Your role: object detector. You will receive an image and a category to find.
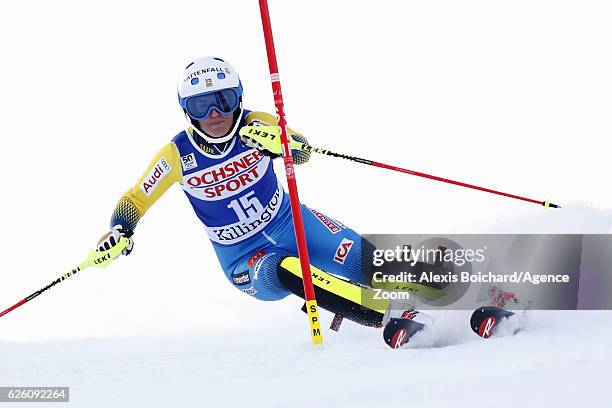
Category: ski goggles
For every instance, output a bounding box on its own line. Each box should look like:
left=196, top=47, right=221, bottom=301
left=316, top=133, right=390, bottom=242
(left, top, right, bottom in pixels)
left=181, top=86, right=243, bottom=120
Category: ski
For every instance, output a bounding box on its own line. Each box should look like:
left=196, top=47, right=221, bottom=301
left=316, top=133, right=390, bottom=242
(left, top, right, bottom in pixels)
left=383, top=318, right=426, bottom=349
left=470, top=306, right=515, bottom=339
left=382, top=309, right=430, bottom=349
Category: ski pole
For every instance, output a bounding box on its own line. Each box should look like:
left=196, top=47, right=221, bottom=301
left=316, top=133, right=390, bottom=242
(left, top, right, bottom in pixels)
left=303, top=145, right=560, bottom=208
left=259, top=0, right=323, bottom=345
left=0, top=237, right=129, bottom=319
left=239, top=125, right=559, bottom=209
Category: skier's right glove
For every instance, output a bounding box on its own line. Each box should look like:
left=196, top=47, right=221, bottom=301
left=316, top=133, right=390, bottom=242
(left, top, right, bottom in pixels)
left=97, top=225, right=134, bottom=257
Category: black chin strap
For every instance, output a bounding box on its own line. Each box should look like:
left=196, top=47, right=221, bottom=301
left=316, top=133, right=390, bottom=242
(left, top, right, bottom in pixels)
left=191, top=131, right=233, bottom=155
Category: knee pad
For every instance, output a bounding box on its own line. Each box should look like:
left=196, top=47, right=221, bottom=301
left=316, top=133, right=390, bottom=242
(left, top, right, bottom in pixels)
left=230, top=250, right=291, bottom=301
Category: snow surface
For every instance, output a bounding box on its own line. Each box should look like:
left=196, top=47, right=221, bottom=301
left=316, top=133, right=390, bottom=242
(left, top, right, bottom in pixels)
left=1, top=310, right=610, bottom=407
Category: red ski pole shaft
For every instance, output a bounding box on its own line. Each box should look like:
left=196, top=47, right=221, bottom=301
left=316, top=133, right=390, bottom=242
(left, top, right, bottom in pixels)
left=371, top=160, right=550, bottom=206
left=258, top=0, right=323, bottom=344
left=304, top=145, right=559, bottom=208
left=0, top=298, right=30, bottom=319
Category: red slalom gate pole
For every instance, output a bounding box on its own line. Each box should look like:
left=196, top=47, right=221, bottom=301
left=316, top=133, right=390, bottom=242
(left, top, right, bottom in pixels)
left=258, top=0, right=323, bottom=345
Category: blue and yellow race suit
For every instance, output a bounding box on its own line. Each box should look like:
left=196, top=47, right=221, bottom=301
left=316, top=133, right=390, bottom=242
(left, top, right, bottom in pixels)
left=109, top=110, right=365, bottom=300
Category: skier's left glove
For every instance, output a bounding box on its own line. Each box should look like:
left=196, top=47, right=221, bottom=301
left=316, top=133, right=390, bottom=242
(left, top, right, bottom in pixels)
left=97, top=225, right=134, bottom=258
left=239, top=126, right=311, bottom=165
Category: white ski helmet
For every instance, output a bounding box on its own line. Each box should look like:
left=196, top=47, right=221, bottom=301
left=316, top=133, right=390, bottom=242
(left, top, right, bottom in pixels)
left=178, top=56, right=244, bottom=144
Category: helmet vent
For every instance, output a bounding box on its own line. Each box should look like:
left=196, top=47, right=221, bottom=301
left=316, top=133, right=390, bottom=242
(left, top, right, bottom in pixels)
left=185, top=62, right=195, bottom=69
left=213, top=57, right=224, bottom=62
